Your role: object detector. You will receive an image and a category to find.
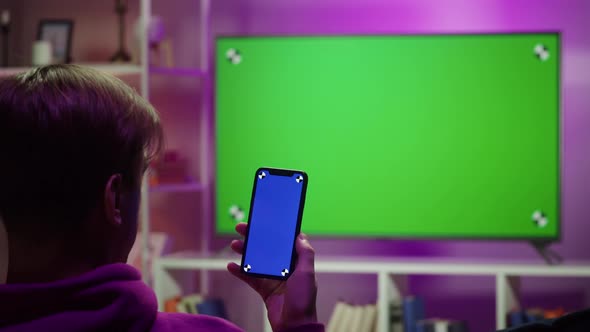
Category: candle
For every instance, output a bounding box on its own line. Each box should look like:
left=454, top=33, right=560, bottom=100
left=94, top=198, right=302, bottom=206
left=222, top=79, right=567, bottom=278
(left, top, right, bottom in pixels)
left=0, top=10, right=9, bottom=26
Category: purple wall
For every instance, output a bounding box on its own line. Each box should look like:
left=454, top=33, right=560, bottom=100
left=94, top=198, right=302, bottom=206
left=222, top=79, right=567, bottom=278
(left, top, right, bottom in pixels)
left=208, top=1, right=590, bottom=331
left=222, top=0, right=590, bottom=261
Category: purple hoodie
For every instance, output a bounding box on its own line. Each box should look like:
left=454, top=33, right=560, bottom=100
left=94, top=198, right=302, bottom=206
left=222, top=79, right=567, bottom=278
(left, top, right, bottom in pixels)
left=0, top=263, right=324, bottom=332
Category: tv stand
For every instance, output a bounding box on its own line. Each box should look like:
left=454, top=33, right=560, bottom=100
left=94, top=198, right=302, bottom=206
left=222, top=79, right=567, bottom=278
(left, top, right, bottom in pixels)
left=154, top=254, right=590, bottom=331
left=531, top=241, right=563, bottom=265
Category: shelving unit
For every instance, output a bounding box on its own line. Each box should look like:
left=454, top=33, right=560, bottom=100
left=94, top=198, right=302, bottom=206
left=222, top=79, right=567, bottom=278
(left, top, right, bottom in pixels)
left=153, top=254, right=590, bottom=332
left=0, top=0, right=153, bottom=283
left=0, top=0, right=213, bottom=285
left=139, top=0, right=213, bottom=287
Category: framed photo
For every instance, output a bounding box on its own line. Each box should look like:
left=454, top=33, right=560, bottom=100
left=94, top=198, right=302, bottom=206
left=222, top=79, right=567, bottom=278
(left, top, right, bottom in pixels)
left=37, top=19, right=73, bottom=64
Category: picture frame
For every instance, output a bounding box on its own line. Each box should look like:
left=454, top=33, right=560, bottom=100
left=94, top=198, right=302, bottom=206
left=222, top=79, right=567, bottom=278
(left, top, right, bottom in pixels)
left=37, top=19, right=73, bottom=64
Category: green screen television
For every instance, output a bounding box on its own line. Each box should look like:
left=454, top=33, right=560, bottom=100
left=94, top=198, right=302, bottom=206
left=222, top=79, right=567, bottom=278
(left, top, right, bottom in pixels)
left=215, top=33, right=560, bottom=240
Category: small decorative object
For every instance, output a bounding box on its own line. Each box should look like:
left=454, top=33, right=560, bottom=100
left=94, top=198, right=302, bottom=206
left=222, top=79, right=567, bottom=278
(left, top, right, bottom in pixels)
left=146, top=16, right=174, bottom=67
left=149, top=150, right=190, bottom=185
left=110, top=0, right=131, bottom=62
left=37, top=19, right=73, bottom=64
left=31, top=40, right=53, bottom=66
left=134, top=15, right=174, bottom=67
left=1, top=10, right=10, bottom=67
left=147, top=16, right=165, bottom=47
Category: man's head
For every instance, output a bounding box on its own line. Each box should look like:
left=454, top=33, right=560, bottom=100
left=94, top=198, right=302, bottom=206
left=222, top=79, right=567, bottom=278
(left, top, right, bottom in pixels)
left=0, top=65, right=163, bottom=281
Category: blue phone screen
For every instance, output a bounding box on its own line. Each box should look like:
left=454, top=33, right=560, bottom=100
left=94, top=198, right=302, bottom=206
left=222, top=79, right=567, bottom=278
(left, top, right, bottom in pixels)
left=242, top=170, right=306, bottom=278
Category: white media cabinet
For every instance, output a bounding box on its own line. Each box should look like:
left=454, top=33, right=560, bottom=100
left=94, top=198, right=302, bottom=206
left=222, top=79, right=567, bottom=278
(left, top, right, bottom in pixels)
left=153, top=253, right=590, bottom=332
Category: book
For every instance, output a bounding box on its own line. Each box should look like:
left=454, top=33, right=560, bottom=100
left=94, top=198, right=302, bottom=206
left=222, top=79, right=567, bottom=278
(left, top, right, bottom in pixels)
left=179, top=294, right=203, bottom=314
left=390, top=300, right=404, bottom=332
left=354, top=304, right=377, bottom=332
left=164, top=296, right=181, bottom=313
left=525, top=308, right=545, bottom=323
left=509, top=310, right=526, bottom=327
left=196, top=299, right=227, bottom=319
left=447, top=320, right=468, bottom=332
left=338, top=303, right=355, bottom=332
left=416, top=319, right=447, bottom=332
left=360, top=304, right=378, bottom=332
left=403, top=297, right=425, bottom=332
left=416, top=319, right=467, bottom=332
left=176, top=300, right=188, bottom=313
left=348, top=304, right=364, bottom=332
left=327, top=301, right=347, bottom=332
left=416, top=320, right=434, bottom=332
left=433, top=320, right=448, bottom=332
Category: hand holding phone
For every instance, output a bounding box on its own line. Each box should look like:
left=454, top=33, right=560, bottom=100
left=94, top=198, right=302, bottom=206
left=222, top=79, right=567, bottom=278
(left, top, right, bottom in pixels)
left=226, top=167, right=319, bottom=331
left=240, top=168, right=308, bottom=280
left=227, top=224, right=318, bottom=332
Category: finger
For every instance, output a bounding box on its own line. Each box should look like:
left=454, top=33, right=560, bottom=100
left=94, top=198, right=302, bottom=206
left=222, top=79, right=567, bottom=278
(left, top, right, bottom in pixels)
left=230, top=239, right=244, bottom=254
left=235, top=222, right=248, bottom=237
left=295, top=233, right=315, bottom=273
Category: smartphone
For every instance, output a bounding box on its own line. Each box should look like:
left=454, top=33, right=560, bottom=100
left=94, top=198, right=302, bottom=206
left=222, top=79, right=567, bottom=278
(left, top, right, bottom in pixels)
left=241, top=167, right=308, bottom=280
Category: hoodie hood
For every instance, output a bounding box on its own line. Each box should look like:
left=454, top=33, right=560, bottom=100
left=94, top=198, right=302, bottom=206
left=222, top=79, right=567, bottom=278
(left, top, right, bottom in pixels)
left=0, top=263, right=157, bottom=332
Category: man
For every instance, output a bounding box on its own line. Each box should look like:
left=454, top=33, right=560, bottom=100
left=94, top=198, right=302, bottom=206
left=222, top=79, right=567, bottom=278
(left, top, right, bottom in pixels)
left=0, top=65, right=323, bottom=332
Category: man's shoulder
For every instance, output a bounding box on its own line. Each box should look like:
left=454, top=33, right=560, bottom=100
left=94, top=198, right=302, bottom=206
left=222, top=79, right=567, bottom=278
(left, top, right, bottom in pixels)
left=500, top=308, right=590, bottom=332
left=552, top=308, right=590, bottom=332
left=151, top=312, right=243, bottom=332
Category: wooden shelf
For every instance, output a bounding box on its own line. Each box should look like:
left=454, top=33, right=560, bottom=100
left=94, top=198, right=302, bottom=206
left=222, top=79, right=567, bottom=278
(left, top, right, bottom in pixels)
left=155, top=253, right=590, bottom=276
left=0, top=63, right=142, bottom=77
left=153, top=254, right=590, bottom=332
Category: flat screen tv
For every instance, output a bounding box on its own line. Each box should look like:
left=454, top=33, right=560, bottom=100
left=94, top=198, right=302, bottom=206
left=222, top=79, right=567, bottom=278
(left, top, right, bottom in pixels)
left=215, top=33, right=560, bottom=240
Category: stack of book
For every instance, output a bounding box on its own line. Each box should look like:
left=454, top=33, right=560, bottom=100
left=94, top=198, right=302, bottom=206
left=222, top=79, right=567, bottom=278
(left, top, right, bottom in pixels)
left=326, top=302, right=378, bottom=332
left=164, top=294, right=227, bottom=318
left=508, top=308, right=566, bottom=327
left=327, top=296, right=469, bottom=332
left=401, top=296, right=424, bottom=332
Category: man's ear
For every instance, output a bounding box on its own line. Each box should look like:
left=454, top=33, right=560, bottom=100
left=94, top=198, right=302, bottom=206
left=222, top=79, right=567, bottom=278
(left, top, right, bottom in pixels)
left=104, top=174, right=123, bottom=226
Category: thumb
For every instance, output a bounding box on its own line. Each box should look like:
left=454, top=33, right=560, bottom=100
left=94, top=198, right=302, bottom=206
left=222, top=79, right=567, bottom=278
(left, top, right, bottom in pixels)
left=295, top=233, right=315, bottom=273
